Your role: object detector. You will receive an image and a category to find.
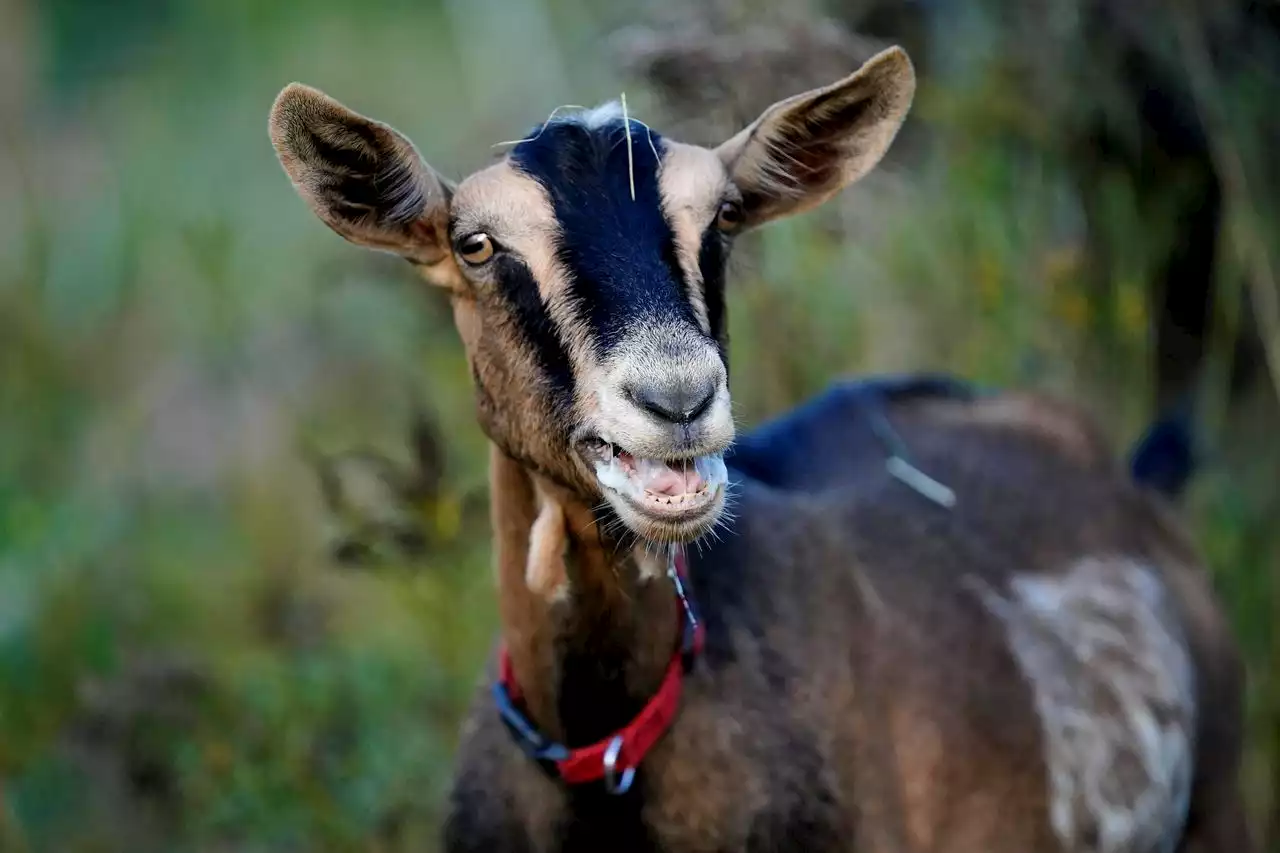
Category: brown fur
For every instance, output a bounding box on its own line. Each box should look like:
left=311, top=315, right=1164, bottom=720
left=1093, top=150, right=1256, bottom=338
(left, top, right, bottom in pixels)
left=267, top=46, right=1250, bottom=852
left=440, top=394, right=1249, bottom=852
left=919, top=392, right=1115, bottom=470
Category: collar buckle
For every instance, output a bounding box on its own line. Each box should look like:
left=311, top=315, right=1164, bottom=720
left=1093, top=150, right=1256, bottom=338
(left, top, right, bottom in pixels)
left=602, top=734, right=637, bottom=794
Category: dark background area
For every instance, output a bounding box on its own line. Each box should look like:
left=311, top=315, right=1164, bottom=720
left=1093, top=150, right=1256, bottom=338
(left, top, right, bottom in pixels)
left=1, top=0, right=1277, bottom=849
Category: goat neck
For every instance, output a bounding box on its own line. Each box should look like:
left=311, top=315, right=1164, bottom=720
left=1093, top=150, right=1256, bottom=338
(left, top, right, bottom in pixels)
left=489, top=444, right=680, bottom=746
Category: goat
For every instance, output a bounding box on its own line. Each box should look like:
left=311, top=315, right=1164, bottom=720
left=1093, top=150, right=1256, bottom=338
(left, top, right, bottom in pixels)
left=268, top=47, right=1251, bottom=853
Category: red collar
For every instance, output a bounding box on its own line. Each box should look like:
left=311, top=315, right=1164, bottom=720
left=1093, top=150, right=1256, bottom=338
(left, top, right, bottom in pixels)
left=492, top=549, right=705, bottom=794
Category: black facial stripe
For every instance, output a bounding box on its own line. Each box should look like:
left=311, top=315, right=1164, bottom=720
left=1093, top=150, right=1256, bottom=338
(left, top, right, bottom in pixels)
left=491, top=254, right=576, bottom=416
left=698, top=229, right=729, bottom=355
left=666, top=233, right=704, bottom=332
left=511, top=116, right=702, bottom=355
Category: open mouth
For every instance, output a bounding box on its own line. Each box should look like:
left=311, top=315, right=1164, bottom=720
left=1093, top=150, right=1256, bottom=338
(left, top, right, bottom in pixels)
left=580, top=438, right=728, bottom=523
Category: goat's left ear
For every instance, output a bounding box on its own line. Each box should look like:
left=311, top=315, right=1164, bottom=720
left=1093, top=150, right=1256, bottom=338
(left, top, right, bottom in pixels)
left=715, top=46, right=915, bottom=227
left=269, top=84, right=454, bottom=267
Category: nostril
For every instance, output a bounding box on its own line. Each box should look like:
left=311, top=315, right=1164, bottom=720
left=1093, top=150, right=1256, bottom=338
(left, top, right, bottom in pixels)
left=629, top=379, right=718, bottom=425
left=684, top=383, right=717, bottom=423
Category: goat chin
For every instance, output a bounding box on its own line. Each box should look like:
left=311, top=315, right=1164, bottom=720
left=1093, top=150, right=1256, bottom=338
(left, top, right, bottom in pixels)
left=597, top=482, right=728, bottom=547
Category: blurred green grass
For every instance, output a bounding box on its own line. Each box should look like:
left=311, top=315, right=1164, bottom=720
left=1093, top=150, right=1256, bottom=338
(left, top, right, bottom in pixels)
left=1, top=0, right=1277, bottom=850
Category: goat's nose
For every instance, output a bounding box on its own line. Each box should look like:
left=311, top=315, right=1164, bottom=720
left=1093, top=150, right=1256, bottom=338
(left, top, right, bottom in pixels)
left=629, top=377, right=718, bottom=425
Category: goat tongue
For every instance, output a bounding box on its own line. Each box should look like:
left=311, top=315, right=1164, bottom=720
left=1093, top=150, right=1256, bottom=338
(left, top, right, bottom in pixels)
left=635, top=457, right=704, bottom=496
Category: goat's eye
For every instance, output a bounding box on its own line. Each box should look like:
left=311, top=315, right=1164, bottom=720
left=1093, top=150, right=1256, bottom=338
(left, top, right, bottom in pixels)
left=458, top=233, right=495, bottom=265
left=716, top=200, right=744, bottom=231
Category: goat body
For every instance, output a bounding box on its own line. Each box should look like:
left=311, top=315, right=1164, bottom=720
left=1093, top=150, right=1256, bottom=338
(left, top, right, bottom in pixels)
left=441, top=381, right=1249, bottom=853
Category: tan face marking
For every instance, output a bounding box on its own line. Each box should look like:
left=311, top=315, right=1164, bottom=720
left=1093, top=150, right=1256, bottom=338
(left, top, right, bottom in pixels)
left=658, top=142, right=732, bottom=335
left=450, top=161, right=593, bottom=371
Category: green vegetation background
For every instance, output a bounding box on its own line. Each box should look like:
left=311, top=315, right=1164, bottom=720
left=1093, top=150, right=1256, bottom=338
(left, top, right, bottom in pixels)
left=1, top=0, right=1276, bottom=850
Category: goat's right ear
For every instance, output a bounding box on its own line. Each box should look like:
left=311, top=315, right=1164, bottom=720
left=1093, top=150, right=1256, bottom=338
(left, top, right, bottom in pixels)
left=269, top=84, right=454, bottom=267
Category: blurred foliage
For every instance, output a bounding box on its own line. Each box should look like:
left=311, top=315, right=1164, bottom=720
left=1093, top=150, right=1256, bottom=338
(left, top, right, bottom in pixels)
left=0, top=0, right=1277, bottom=850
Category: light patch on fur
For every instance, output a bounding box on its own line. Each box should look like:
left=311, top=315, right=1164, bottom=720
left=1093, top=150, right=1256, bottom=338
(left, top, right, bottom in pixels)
left=969, top=558, right=1195, bottom=853
left=633, top=547, right=667, bottom=582
left=580, top=100, right=624, bottom=129
left=526, top=491, right=568, bottom=600
left=489, top=100, right=629, bottom=137
left=889, top=700, right=943, bottom=850
left=659, top=141, right=728, bottom=334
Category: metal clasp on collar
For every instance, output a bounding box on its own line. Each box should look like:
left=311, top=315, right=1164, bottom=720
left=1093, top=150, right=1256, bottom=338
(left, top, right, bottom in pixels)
left=603, top=735, right=636, bottom=795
